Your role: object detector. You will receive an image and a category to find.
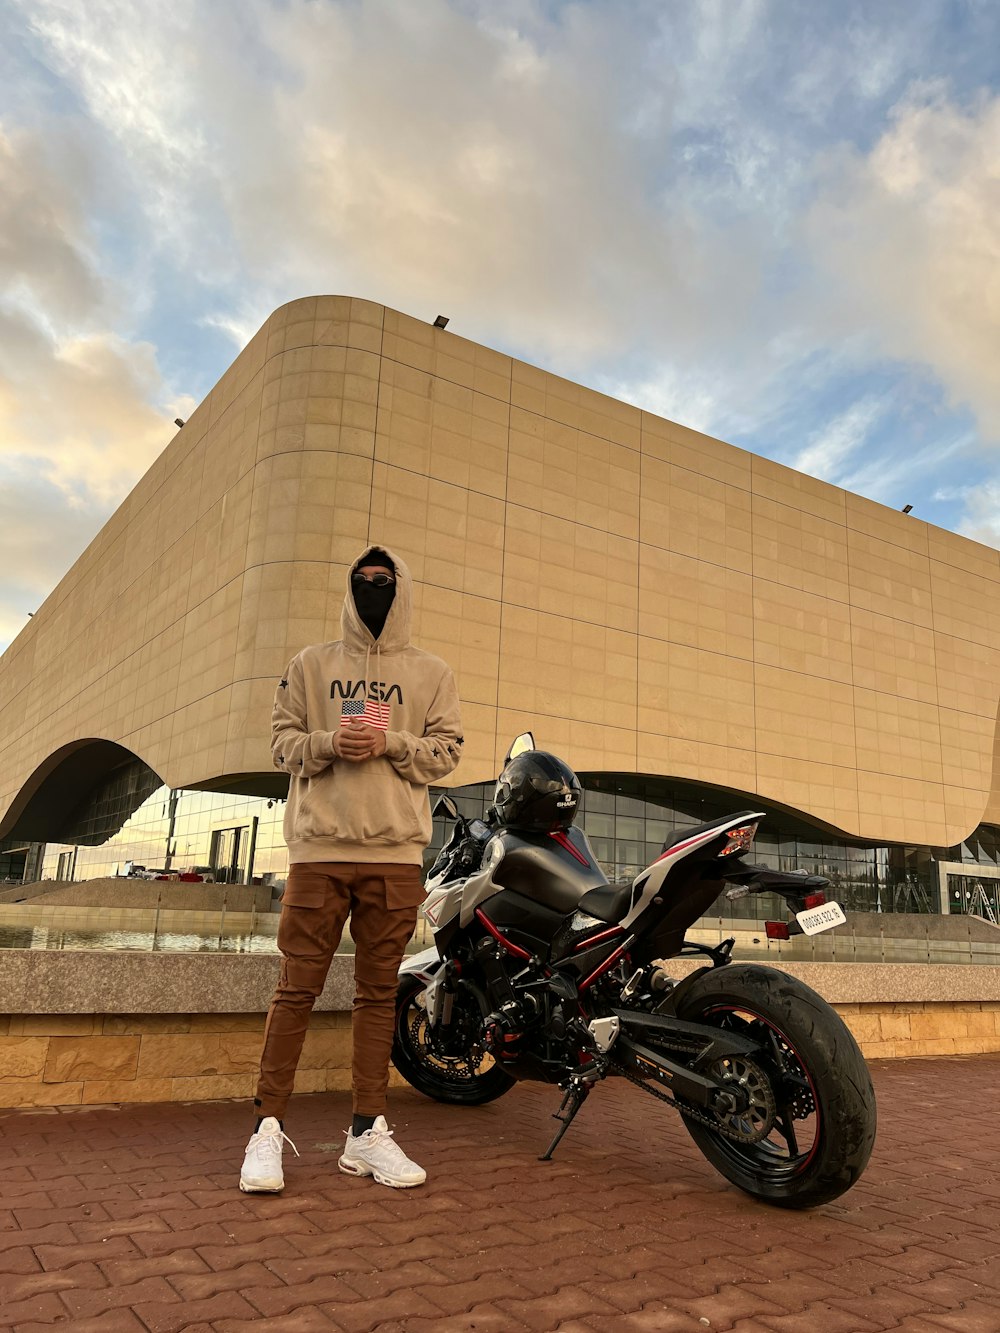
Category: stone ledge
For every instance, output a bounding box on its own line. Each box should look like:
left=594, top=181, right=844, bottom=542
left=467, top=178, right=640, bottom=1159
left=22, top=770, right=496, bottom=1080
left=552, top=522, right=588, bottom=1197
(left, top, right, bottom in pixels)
left=0, top=948, right=355, bottom=1014
left=1, top=949, right=999, bottom=1017
left=2, top=878, right=274, bottom=912
left=669, top=959, right=1000, bottom=1003
left=0, top=1002, right=998, bottom=1109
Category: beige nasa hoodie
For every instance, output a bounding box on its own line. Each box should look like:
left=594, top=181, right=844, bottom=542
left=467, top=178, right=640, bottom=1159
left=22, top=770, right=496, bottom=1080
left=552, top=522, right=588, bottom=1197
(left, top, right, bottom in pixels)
left=271, top=546, right=463, bottom=866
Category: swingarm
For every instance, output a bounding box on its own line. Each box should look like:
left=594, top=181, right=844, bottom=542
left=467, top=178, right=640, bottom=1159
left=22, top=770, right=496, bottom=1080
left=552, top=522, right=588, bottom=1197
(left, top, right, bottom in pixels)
left=611, top=1008, right=763, bottom=1110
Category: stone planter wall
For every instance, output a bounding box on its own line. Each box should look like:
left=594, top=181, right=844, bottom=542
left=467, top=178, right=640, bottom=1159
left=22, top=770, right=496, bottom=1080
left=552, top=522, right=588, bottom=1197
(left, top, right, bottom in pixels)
left=0, top=1011, right=361, bottom=1108
left=1, top=951, right=999, bottom=1109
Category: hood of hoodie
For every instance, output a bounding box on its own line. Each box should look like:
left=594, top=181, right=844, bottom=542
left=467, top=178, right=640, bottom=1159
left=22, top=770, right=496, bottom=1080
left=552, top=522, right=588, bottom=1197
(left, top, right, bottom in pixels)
left=341, top=545, right=413, bottom=653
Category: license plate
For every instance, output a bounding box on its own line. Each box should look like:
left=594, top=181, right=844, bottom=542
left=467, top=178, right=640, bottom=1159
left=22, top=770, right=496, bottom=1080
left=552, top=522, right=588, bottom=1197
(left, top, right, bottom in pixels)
left=795, top=901, right=847, bottom=935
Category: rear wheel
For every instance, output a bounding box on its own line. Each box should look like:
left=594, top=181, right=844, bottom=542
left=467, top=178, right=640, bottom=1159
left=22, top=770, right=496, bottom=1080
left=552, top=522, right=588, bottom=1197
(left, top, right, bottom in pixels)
left=391, top=976, right=516, bottom=1105
left=675, top=964, right=876, bottom=1208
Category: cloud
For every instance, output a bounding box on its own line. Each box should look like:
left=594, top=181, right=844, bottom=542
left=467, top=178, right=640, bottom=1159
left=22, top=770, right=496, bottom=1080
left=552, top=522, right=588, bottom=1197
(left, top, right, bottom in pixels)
left=0, top=312, right=192, bottom=503
left=19, top=0, right=976, bottom=410
left=18, top=0, right=214, bottom=243
left=0, top=462, right=109, bottom=647
left=0, top=123, right=103, bottom=323
left=805, top=86, right=1000, bottom=443
left=223, top=1, right=701, bottom=362
left=840, top=427, right=970, bottom=510
left=3, top=0, right=999, bottom=666
left=791, top=397, right=885, bottom=483
left=15, top=0, right=778, bottom=373
left=604, top=363, right=728, bottom=440
left=0, top=117, right=187, bottom=649
left=959, top=482, right=1000, bottom=548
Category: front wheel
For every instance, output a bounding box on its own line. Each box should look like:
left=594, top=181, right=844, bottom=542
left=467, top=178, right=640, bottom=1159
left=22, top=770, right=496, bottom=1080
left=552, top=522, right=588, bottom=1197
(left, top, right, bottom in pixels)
left=391, top=976, right=516, bottom=1105
left=675, top=964, right=876, bottom=1208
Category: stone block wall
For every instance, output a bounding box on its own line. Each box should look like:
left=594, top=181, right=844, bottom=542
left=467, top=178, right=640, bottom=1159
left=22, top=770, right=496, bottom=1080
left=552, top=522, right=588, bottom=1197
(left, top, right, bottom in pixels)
left=2, top=954, right=998, bottom=1110
left=2, top=879, right=274, bottom=912
left=1, top=1001, right=999, bottom=1109
left=0, top=1011, right=386, bottom=1108
left=5, top=297, right=1000, bottom=854
left=835, top=1001, right=1000, bottom=1059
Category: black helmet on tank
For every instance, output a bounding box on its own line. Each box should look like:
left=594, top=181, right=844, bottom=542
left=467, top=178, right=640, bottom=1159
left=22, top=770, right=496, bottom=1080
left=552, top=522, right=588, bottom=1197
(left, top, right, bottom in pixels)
left=494, top=751, right=582, bottom=832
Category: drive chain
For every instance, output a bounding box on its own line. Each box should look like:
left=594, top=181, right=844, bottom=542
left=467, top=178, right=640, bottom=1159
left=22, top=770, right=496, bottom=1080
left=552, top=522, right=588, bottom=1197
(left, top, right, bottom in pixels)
left=610, top=1058, right=769, bottom=1144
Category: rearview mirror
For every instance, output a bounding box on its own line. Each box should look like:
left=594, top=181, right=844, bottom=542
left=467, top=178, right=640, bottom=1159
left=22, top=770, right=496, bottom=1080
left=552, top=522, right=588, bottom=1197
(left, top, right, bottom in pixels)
left=434, top=795, right=459, bottom=820
left=505, top=732, right=536, bottom=762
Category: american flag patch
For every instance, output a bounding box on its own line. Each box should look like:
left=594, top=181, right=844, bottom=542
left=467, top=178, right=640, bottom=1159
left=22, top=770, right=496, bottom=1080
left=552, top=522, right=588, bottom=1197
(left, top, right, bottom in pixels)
left=341, top=698, right=390, bottom=730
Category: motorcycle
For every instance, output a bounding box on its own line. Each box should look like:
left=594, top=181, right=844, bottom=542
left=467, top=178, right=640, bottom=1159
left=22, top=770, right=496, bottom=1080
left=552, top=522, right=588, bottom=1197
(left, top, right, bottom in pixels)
left=392, top=735, right=876, bottom=1208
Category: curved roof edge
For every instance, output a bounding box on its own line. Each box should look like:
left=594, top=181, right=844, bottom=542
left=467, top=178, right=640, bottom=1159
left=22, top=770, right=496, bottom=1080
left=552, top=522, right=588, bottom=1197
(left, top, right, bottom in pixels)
left=0, top=739, right=162, bottom=843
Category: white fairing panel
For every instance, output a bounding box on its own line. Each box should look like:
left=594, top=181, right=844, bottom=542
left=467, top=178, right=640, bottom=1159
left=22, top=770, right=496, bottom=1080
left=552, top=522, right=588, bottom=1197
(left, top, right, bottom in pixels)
left=457, top=861, right=505, bottom=927
left=422, top=880, right=467, bottom=930
left=398, top=946, right=441, bottom=981
left=418, top=839, right=507, bottom=935
left=619, top=812, right=766, bottom=929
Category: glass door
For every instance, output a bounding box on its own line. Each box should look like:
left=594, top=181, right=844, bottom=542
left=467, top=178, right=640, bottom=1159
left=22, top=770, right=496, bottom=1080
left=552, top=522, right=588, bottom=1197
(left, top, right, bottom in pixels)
left=210, top=826, right=249, bottom=884
left=948, top=875, right=999, bottom=924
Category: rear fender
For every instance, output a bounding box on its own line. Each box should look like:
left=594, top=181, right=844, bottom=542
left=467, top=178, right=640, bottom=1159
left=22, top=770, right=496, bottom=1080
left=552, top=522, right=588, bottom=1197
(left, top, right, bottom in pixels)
left=653, top=963, right=714, bottom=1015
left=719, top=863, right=830, bottom=913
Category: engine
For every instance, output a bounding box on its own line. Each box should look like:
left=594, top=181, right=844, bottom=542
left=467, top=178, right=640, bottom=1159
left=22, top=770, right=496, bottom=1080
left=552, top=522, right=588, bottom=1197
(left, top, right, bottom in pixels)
left=472, top=938, right=599, bottom=1082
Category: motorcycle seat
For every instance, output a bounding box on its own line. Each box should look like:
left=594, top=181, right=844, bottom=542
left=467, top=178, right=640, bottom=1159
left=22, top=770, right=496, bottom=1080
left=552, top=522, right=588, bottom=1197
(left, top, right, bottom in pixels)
left=577, top=883, right=632, bottom=924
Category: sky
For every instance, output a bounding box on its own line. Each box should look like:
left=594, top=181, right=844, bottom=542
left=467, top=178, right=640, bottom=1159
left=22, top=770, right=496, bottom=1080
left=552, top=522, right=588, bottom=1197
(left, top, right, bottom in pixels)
left=1, top=0, right=998, bottom=653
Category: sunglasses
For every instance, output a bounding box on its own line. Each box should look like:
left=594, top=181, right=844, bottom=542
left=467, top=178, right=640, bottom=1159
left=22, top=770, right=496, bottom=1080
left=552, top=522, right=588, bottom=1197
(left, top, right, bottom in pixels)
left=352, top=572, right=395, bottom=587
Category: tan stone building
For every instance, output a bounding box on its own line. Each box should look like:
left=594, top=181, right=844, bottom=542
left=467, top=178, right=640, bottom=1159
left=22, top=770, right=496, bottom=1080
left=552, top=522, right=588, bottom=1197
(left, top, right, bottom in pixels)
left=2, top=296, right=1000, bottom=915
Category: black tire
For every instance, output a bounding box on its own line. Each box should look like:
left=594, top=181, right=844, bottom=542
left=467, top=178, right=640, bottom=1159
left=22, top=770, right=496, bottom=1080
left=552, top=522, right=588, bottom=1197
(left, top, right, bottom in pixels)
left=674, top=963, right=876, bottom=1208
left=391, top=976, right=516, bottom=1106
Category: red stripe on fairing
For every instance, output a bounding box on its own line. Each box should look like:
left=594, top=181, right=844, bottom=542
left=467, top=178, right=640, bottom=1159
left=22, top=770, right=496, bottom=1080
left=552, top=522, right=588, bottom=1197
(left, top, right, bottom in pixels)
left=475, top=909, right=532, bottom=961
left=579, top=941, right=631, bottom=991
left=655, top=828, right=718, bottom=863
left=652, top=816, right=764, bottom=868
left=549, top=830, right=590, bottom=866
left=573, top=926, right=624, bottom=952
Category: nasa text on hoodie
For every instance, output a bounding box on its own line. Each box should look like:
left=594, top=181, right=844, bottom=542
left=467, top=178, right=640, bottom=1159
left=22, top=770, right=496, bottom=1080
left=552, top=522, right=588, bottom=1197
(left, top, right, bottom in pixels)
left=271, top=546, right=463, bottom=866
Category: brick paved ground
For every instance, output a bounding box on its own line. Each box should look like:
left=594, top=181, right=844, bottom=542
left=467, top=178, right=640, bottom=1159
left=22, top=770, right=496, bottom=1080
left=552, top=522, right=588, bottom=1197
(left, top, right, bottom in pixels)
left=1, top=1054, right=999, bottom=1332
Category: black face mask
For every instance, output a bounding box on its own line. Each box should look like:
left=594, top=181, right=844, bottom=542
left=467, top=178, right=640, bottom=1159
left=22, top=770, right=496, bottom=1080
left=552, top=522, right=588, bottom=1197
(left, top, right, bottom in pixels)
left=353, top=579, right=395, bottom=640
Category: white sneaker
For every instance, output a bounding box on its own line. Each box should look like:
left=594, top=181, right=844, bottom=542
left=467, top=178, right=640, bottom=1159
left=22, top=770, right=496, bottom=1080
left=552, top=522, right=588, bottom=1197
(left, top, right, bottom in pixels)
left=239, top=1117, right=299, bottom=1193
left=338, top=1115, right=426, bottom=1188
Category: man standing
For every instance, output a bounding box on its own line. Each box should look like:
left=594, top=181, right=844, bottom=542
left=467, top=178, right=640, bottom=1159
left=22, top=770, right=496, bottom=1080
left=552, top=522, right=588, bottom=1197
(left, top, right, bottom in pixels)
left=240, top=546, right=463, bottom=1193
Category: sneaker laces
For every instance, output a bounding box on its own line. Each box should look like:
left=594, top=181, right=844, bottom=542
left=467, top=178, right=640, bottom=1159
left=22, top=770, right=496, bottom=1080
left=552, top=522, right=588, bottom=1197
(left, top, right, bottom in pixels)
left=348, top=1123, right=406, bottom=1163
left=251, top=1126, right=300, bottom=1163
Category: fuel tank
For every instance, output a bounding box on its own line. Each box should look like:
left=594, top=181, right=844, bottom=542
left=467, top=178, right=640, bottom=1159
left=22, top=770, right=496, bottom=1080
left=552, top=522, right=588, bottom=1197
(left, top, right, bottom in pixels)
left=489, top=826, right=609, bottom=914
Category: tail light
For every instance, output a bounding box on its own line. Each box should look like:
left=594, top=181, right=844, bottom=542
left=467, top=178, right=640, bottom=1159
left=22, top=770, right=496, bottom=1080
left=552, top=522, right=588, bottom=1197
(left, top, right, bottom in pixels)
left=718, top=823, right=758, bottom=857
left=803, top=891, right=826, bottom=909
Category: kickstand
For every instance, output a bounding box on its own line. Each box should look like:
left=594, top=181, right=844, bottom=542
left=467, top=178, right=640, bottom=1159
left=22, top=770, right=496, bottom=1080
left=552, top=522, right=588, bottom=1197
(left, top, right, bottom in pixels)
left=539, top=1078, right=591, bottom=1161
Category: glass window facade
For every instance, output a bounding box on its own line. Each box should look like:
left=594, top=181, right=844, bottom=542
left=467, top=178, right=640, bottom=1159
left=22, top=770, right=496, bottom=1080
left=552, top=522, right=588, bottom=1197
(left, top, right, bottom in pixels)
left=61, top=761, right=163, bottom=846
left=0, top=835, right=30, bottom=884
left=38, top=760, right=291, bottom=887
left=30, top=760, right=1000, bottom=918
left=426, top=773, right=1000, bottom=919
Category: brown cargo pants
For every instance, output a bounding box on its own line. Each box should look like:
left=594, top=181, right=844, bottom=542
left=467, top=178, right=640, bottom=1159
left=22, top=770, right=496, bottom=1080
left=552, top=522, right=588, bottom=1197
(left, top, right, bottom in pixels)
left=254, top=862, right=424, bottom=1119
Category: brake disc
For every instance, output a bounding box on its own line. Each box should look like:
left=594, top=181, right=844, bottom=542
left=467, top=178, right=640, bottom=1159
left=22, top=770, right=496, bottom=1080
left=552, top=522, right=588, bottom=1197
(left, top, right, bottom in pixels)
left=408, top=1007, right=492, bottom=1082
